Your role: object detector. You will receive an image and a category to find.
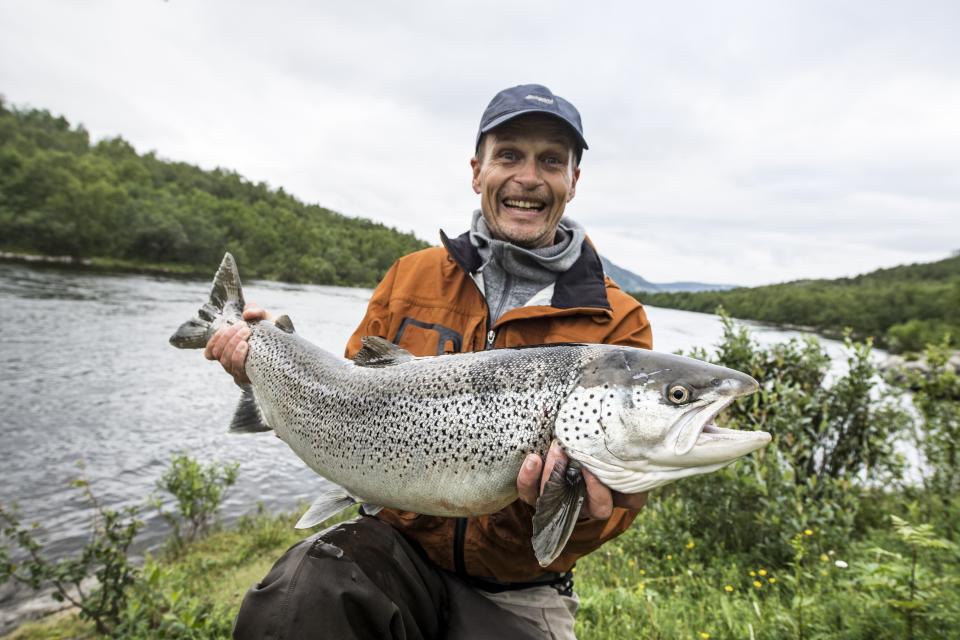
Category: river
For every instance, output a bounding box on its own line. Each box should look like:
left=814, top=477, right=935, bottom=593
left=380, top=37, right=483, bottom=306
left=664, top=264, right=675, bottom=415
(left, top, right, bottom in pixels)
left=0, top=261, right=880, bottom=625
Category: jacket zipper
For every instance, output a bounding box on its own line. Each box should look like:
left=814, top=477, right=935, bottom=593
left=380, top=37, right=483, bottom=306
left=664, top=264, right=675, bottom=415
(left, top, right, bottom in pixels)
left=454, top=270, right=498, bottom=577
left=489, top=271, right=513, bottom=329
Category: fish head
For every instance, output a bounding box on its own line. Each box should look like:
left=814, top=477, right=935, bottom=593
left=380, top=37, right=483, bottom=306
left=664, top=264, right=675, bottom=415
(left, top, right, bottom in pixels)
left=557, top=346, right=770, bottom=494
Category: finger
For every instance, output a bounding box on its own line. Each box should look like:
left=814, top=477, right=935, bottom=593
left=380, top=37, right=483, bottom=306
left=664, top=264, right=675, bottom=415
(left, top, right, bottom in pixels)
left=517, top=454, right=543, bottom=506
left=540, top=441, right=568, bottom=496
left=243, top=302, right=273, bottom=322
left=582, top=467, right=613, bottom=520
left=204, top=325, right=232, bottom=360
left=231, top=341, right=250, bottom=384
left=612, top=491, right=649, bottom=510
left=219, top=325, right=250, bottom=374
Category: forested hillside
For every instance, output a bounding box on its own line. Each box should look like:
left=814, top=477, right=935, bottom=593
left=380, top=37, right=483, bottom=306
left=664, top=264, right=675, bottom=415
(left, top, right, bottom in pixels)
left=639, top=254, right=960, bottom=352
left=0, top=99, right=428, bottom=286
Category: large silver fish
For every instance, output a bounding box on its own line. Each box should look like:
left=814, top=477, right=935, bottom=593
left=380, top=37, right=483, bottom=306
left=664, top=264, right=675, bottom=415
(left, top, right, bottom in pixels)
left=171, top=254, right=770, bottom=565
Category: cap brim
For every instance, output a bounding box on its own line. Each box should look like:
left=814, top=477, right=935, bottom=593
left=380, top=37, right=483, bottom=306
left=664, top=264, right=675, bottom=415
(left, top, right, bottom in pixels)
left=477, top=109, right=588, bottom=151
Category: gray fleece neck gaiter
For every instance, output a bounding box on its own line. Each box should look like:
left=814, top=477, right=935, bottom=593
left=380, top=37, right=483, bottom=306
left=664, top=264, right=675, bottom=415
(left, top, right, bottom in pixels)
left=468, top=210, right=585, bottom=323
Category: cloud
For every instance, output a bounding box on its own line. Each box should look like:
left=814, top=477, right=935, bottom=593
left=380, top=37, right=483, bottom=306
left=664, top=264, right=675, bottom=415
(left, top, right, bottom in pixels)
left=1, top=0, right=958, bottom=285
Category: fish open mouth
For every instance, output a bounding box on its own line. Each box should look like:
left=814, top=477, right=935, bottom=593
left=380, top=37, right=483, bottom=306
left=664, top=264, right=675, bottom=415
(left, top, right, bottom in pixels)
left=673, top=396, right=770, bottom=461
left=674, top=396, right=770, bottom=464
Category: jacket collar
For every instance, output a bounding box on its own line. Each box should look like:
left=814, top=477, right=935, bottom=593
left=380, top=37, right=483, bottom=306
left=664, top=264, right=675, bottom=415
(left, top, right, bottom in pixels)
left=440, top=229, right=611, bottom=311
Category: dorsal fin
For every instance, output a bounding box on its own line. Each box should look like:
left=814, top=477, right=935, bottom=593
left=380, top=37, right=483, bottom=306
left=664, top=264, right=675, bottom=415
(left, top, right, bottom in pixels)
left=353, top=336, right=414, bottom=368
left=274, top=314, right=295, bottom=334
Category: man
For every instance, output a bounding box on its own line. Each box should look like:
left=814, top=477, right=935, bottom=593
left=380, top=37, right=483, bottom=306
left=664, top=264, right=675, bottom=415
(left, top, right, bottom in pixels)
left=207, top=84, right=652, bottom=639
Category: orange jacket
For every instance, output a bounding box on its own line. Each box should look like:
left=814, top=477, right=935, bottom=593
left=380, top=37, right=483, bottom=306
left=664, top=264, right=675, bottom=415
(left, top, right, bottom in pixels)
left=345, top=230, right=653, bottom=583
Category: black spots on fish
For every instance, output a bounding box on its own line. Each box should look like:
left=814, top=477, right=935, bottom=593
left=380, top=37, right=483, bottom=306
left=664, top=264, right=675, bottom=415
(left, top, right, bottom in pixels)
left=253, top=342, right=603, bottom=501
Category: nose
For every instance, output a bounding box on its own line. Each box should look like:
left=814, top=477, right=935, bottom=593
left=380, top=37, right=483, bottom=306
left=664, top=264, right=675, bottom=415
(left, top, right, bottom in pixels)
left=512, top=158, right=543, bottom=189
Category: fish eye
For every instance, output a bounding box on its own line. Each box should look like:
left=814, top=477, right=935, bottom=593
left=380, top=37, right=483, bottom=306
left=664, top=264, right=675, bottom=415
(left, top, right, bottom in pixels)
left=667, top=385, right=691, bottom=404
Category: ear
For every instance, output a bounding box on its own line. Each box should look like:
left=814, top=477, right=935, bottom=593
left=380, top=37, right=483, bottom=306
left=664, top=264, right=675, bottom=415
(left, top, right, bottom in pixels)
left=470, top=156, right=481, bottom=194
left=566, top=166, right=581, bottom=202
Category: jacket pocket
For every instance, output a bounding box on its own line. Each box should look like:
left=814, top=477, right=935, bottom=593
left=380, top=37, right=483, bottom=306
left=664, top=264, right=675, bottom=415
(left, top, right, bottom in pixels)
left=393, top=317, right=463, bottom=355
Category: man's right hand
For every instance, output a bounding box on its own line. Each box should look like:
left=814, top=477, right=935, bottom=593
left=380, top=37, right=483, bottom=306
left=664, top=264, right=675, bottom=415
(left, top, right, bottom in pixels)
left=204, top=303, right=273, bottom=385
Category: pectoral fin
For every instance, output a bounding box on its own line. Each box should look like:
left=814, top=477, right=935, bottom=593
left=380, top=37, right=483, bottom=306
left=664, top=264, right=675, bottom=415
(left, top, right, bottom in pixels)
left=531, top=459, right=586, bottom=567
left=295, top=484, right=357, bottom=529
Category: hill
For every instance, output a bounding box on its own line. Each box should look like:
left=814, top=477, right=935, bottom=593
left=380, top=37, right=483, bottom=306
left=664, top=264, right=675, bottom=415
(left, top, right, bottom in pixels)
left=600, top=256, right=736, bottom=293
left=600, top=256, right=660, bottom=292
left=0, top=98, right=428, bottom=287
left=639, top=253, right=960, bottom=352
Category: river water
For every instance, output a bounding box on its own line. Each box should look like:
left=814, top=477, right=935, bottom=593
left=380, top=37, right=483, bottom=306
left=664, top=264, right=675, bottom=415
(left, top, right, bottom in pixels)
left=0, top=261, right=877, bottom=624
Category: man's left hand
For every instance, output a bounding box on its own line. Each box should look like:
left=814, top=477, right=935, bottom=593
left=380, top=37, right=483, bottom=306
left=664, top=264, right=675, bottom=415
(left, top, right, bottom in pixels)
left=516, top=441, right=648, bottom=519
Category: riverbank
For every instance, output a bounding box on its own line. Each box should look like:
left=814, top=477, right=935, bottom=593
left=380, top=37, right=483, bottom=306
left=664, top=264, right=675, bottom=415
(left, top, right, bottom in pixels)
left=0, top=251, right=212, bottom=279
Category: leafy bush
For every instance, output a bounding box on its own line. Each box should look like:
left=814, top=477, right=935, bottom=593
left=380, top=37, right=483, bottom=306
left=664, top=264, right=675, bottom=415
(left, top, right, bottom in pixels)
left=904, top=338, right=960, bottom=540
left=886, top=319, right=957, bottom=354
left=154, top=455, right=239, bottom=554
left=114, top=558, right=234, bottom=639
left=0, top=467, right=142, bottom=636
left=626, top=312, right=911, bottom=569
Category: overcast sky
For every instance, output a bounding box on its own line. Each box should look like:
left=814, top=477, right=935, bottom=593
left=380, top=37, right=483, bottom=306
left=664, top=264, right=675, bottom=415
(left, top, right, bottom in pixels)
left=2, top=1, right=957, bottom=286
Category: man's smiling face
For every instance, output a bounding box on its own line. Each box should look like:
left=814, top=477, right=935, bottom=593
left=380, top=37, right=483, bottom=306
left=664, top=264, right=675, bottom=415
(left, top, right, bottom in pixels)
left=471, top=114, right=581, bottom=248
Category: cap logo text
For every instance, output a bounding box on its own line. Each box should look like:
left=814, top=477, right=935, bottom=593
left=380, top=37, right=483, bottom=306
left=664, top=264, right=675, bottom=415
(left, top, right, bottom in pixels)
left=525, top=94, right=554, bottom=105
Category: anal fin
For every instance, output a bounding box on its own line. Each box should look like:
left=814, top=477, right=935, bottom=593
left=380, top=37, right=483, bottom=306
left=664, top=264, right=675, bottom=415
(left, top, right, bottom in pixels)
left=532, top=459, right=586, bottom=567
left=229, top=385, right=273, bottom=433
left=295, top=484, right=358, bottom=529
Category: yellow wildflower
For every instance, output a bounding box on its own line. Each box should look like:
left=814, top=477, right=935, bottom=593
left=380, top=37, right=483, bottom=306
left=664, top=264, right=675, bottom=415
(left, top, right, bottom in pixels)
left=686, top=541, right=696, bottom=549
left=768, top=577, right=777, bottom=584
left=804, top=528, right=814, bottom=536
left=724, top=585, right=734, bottom=593
left=820, top=553, right=830, bottom=562
left=640, top=569, right=646, bottom=575
left=758, top=569, right=767, bottom=576
left=753, top=580, right=762, bottom=589
left=749, top=570, right=756, bottom=577
left=666, top=554, right=673, bottom=561
left=628, top=559, right=636, bottom=568
left=699, top=633, right=711, bottom=639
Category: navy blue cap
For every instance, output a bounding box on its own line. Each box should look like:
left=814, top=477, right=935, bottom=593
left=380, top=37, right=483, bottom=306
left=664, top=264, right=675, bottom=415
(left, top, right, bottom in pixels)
left=476, top=84, right=588, bottom=161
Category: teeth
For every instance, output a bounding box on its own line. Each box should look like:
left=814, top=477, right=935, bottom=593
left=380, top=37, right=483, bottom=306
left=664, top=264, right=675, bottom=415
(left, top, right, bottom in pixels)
left=503, top=199, right=543, bottom=209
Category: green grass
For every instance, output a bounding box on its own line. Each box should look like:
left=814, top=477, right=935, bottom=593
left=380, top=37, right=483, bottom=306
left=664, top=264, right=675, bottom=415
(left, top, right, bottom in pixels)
left=9, top=506, right=959, bottom=639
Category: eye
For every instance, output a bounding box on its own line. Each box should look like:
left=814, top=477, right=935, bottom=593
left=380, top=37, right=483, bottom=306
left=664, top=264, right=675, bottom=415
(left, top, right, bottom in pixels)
left=499, top=149, right=517, bottom=161
left=667, top=385, right=691, bottom=404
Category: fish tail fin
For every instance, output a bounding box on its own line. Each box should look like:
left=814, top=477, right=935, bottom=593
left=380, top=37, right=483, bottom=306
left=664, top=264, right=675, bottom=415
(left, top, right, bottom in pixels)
left=169, top=252, right=246, bottom=349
